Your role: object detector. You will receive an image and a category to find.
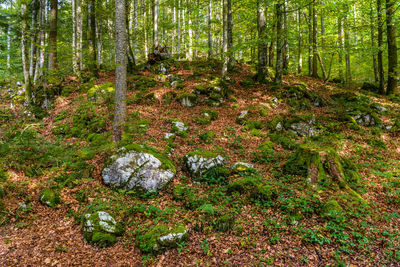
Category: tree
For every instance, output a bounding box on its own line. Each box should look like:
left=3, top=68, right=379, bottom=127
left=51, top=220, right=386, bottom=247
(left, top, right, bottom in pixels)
left=153, top=0, right=159, bottom=48
left=49, top=0, right=58, bottom=70
left=311, top=2, right=318, bottom=78
left=222, top=0, right=228, bottom=78
left=256, top=0, right=267, bottom=82
left=377, top=0, right=384, bottom=94
left=113, top=0, right=128, bottom=143
left=21, top=0, right=31, bottom=103
left=274, top=1, right=284, bottom=86
left=385, top=0, right=398, bottom=95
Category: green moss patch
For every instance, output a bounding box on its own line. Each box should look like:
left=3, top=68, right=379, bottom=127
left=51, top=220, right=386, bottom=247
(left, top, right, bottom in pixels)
left=39, top=188, right=61, bottom=208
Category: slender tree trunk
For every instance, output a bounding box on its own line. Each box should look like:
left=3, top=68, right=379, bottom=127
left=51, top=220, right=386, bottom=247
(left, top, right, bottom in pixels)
left=34, top=0, right=46, bottom=84
left=338, top=17, right=343, bottom=81
left=21, top=1, right=31, bottom=103
left=77, top=0, right=83, bottom=71
left=96, top=1, right=103, bottom=68
left=188, top=0, right=193, bottom=60
left=274, top=1, right=284, bottom=86
left=72, top=0, right=78, bottom=73
left=29, top=0, right=39, bottom=77
left=208, top=0, right=212, bottom=59
left=377, top=0, right=384, bottom=94
left=177, top=0, right=181, bottom=59
left=49, top=0, right=58, bottom=70
left=282, top=0, right=289, bottom=73
left=7, top=24, right=11, bottom=70
left=256, top=0, right=267, bottom=82
left=89, top=0, right=98, bottom=76
left=312, top=4, right=318, bottom=78
left=297, top=10, right=302, bottom=75
left=344, top=14, right=351, bottom=85
left=307, top=7, right=312, bottom=76
left=113, top=0, right=128, bottom=143
left=153, top=0, right=159, bottom=48
left=126, top=1, right=136, bottom=72
left=386, top=0, right=398, bottom=95
left=227, top=0, right=234, bottom=70
left=222, top=0, right=228, bottom=78
left=370, top=5, right=378, bottom=83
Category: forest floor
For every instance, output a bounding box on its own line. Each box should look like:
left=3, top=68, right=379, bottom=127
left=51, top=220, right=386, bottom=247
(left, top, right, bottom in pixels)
left=0, top=60, right=399, bottom=266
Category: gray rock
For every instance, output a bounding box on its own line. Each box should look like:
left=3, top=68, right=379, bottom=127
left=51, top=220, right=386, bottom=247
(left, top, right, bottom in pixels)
left=236, top=110, right=248, bottom=125
left=276, top=122, right=284, bottom=132
left=288, top=117, right=319, bottom=137
left=231, top=162, right=255, bottom=173
left=158, top=226, right=188, bottom=247
left=184, top=152, right=225, bottom=180
left=171, top=121, right=188, bottom=136
left=352, top=113, right=377, bottom=127
left=180, top=96, right=197, bottom=107
left=102, top=150, right=175, bottom=192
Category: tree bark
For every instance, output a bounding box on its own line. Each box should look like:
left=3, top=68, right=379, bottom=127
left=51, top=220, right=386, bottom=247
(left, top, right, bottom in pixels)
left=338, top=17, right=343, bottom=81
left=222, top=0, right=228, bottom=78
left=21, top=1, right=31, bottom=103
left=386, top=0, right=398, bottom=95
left=370, top=4, right=378, bottom=83
left=282, top=0, right=289, bottom=73
left=377, top=0, right=384, bottom=94
left=89, top=0, right=98, bottom=76
left=207, top=0, right=212, bottom=59
left=113, top=0, right=128, bottom=143
left=49, top=0, right=58, bottom=70
left=312, top=4, right=318, bottom=78
left=297, top=10, right=302, bottom=75
left=153, top=0, right=159, bottom=48
left=274, top=1, right=284, bottom=86
left=29, top=0, right=39, bottom=77
left=227, top=0, right=234, bottom=70
left=72, top=0, right=78, bottom=73
left=77, top=0, right=83, bottom=71
left=344, top=14, right=351, bottom=85
left=34, top=0, right=46, bottom=84
left=256, top=0, right=267, bottom=82
left=7, top=24, right=11, bottom=70
left=177, top=0, right=181, bottom=59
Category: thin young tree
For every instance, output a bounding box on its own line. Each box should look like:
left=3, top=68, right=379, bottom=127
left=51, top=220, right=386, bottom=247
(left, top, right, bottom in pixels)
left=274, top=1, right=284, bottom=86
left=222, top=0, right=228, bottom=78
left=256, top=0, right=267, bottom=82
left=49, top=0, right=58, bottom=70
left=377, top=0, right=384, bottom=94
left=385, top=0, right=398, bottom=95
left=113, top=0, right=128, bottom=143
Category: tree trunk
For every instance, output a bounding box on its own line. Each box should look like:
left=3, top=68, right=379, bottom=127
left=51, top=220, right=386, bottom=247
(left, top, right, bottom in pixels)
left=377, top=0, right=384, bottom=94
left=34, top=0, right=46, bottom=84
left=386, top=0, right=398, bottom=95
left=177, top=0, right=181, bottom=59
left=113, top=0, right=128, bottom=143
left=307, top=7, right=312, bottom=76
left=282, top=0, right=289, bottom=73
left=222, top=0, right=228, bottom=78
left=297, top=10, right=302, bottom=75
left=188, top=0, right=193, bottom=60
left=227, top=0, right=234, bottom=70
left=312, top=4, right=318, bottom=78
left=370, top=5, right=378, bottom=83
left=338, top=17, right=343, bottom=81
left=49, top=0, right=58, bottom=70
left=89, top=0, right=98, bottom=76
left=126, top=1, right=136, bottom=72
left=256, top=0, right=267, bottom=82
left=7, top=24, right=11, bottom=70
left=77, top=0, right=83, bottom=71
left=274, top=1, right=284, bottom=86
left=21, top=1, right=31, bottom=103
left=72, top=0, right=78, bottom=73
left=344, top=14, right=351, bottom=85
left=29, top=0, right=39, bottom=77
left=208, top=0, right=212, bottom=59
left=153, top=0, right=159, bottom=48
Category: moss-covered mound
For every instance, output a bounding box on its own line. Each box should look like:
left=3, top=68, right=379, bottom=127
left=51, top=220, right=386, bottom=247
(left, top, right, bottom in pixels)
left=39, top=188, right=60, bottom=208
left=283, top=144, right=361, bottom=187
left=83, top=211, right=124, bottom=247
left=280, top=84, right=326, bottom=110
left=183, top=150, right=227, bottom=183
left=136, top=224, right=188, bottom=254
left=87, top=82, right=115, bottom=102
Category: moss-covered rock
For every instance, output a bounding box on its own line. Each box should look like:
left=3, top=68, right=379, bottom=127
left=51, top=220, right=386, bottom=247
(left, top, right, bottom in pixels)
left=171, top=121, right=189, bottom=138
left=129, top=75, right=157, bottom=91
left=52, top=124, right=70, bottom=136
left=83, top=211, right=124, bottom=247
left=136, top=224, right=188, bottom=254
left=199, top=130, right=216, bottom=144
left=227, top=176, right=260, bottom=194
left=39, top=188, right=60, bottom=208
left=163, top=91, right=177, bottom=105
left=268, top=115, right=284, bottom=132
left=231, top=162, right=256, bottom=174
left=283, top=145, right=361, bottom=188
left=269, top=132, right=298, bottom=150
left=239, top=76, right=256, bottom=89
left=72, top=103, right=106, bottom=138
left=102, top=144, right=176, bottom=192
left=177, top=93, right=198, bottom=108
left=249, top=185, right=274, bottom=204
left=173, top=184, right=205, bottom=210
left=131, top=92, right=156, bottom=105
left=183, top=150, right=226, bottom=182
left=320, top=200, right=344, bottom=221
left=281, top=84, right=325, bottom=110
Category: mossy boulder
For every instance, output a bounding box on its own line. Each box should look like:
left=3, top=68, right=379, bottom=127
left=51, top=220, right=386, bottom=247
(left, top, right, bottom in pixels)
left=196, top=109, right=218, bottom=125
left=197, top=204, right=235, bottom=232
left=129, top=75, right=157, bottom=91
left=131, top=92, right=156, bottom=105
left=285, top=115, right=320, bottom=137
left=227, top=177, right=274, bottom=204
left=231, top=162, right=256, bottom=174
left=102, top=144, right=176, bottom=192
left=87, top=82, right=115, bottom=102
left=177, top=93, right=198, bottom=108
left=136, top=224, right=188, bottom=254
left=239, top=76, right=256, bottom=89
left=83, top=211, right=124, bottom=247
left=171, top=121, right=189, bottom=138
left=320, top=200, right=344, bottom=221
left=52, top=124, right=70, bottom=136
left=283, top=145, right=361, bottom=188
left=39, top=188, right=60, bottom=208
left=163, top=91, right=177, bottom=105
left=183, top=150, right=226, bottom=182
left=268, top=115, right=284, bottom=132
left=72, top=103, right=106, bottom=137
left=199, top=130, right=216, bottom=144
left=281, top=84, right=325, bottom=109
